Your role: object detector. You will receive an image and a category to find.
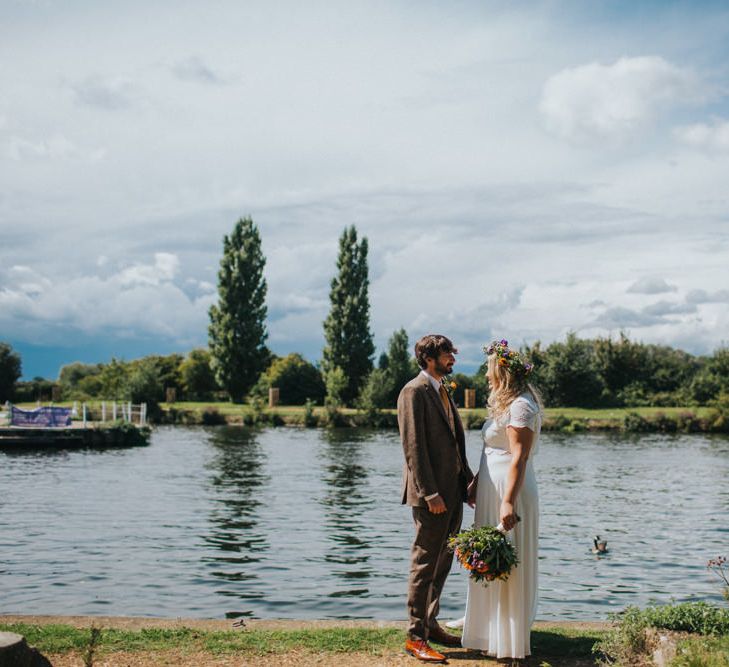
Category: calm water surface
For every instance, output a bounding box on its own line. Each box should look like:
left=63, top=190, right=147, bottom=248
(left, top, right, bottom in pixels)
left=1, top=427, right=727, bottom=620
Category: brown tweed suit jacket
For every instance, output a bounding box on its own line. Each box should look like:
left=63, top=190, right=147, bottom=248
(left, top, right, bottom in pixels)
left=397, top=373, right=474, bottom=507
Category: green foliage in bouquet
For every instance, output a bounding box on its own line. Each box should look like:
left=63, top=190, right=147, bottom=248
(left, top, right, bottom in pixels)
left=448, top=525, right=519, bottom=585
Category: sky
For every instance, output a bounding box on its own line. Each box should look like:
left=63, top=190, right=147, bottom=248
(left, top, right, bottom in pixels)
left=2, top=0, right=729, bottom=379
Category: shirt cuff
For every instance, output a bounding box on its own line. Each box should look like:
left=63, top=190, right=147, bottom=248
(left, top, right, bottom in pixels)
left=424, top=492, right=440, bottom=501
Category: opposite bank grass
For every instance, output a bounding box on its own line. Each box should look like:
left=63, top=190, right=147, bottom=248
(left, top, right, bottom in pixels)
left=0, top=623, right=604, bottom=661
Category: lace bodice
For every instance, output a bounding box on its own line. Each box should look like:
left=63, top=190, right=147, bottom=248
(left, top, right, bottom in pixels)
left=482, top=393, right=541, bottom=455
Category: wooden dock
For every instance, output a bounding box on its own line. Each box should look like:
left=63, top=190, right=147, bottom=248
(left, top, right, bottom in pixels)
left=0, top=423, right=150, bottom=449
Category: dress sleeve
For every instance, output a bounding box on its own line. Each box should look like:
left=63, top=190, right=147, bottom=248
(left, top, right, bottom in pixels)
left=508, top=398, right=538, bottom=431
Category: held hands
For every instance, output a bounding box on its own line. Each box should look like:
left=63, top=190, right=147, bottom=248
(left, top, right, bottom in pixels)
left=426, top=494, right=447, bottom=514
left=499, top=500, right=520, bottom=532
left=466, top=474, right=478, bottom=508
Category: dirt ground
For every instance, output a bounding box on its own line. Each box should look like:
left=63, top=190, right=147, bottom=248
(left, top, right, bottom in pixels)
left=1, top=615, right=609, bottom=667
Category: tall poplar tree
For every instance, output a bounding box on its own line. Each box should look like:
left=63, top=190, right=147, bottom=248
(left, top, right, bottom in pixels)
left=208, top=217, right=268, bottom=403
left=322, top=225, right=375, bottom=406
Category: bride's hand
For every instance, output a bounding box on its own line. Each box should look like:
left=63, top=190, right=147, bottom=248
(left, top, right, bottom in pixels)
left=466, top=475, right=478, bottom=508
left=499, top=501, right=517, bottom=531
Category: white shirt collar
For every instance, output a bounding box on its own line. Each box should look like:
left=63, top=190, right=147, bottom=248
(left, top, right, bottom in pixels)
left=420, top=370, right=442, bottom=393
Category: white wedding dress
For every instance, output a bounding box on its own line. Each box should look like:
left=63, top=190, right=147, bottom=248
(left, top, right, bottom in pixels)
left=461, top=392, right=540, bottom=659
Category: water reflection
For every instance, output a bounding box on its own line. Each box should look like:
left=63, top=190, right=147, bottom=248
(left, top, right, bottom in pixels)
left=3, top=428, right=729, bottom=620
left=201, top=427, right=270, bottom=611
left=319, top=429, right=375, bottom=596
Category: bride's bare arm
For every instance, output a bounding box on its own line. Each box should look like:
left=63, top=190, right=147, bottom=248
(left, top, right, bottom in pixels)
left=500, top=426, right=535, bottom=530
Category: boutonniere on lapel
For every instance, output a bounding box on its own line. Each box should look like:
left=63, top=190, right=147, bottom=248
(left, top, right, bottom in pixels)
left=442, top=377, right=457, bottom=397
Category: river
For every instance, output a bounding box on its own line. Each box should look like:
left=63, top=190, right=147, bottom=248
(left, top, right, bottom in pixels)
left=1, top=426, right=727, bottom=620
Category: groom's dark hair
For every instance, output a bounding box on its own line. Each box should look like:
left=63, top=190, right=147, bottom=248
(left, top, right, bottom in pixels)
left=415, top=334, right=457, bottom=369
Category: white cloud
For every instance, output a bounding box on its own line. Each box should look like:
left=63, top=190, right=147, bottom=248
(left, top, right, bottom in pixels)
left=675, top=119, right=729, bottom=152
left=171, top=56, right=225, bottom=85
left=0, top=254, right=211, bottom=344
left=539, top=56, right=703, bottom=141
left=626, top=277, right=677, bottom=295
left=6, top=134, right=77, bottom=160
left=2, top=2, right=729, bottom=374
left=117, top=253, right=180, bottom=287
left=71, top=75, right=140, bottom=110
left=686, top=288, right=729, bottom=304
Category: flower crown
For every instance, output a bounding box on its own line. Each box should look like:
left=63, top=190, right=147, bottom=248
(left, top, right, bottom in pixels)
left=483, top=339, right=534, bottom=376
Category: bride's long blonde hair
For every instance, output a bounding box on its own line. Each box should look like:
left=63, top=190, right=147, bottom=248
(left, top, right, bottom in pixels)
left=486, top=353, right=543, bottom=420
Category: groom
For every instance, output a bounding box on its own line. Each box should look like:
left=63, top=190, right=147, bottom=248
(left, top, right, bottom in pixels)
left=398, top=334, right=474, bottom=663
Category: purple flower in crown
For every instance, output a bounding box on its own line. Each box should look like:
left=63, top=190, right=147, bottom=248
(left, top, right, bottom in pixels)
left=500, top=339, right=508, bottom=346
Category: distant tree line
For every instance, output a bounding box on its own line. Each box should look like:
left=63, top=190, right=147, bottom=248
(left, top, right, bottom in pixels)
left=3, top=332, right=729, bottom=411
left=2, top=216, right=728, bottom=412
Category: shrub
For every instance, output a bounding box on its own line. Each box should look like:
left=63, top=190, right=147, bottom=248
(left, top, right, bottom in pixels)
left=594, top=602, right=729, bottom=666
left=269, top=411, right=285, bottom=427
left=255, top=353, right=325, bottom=405
left=303, top=398, right=318, bottom=427
left=676, top=411, right=701, bottom=433
left=201, top=407, right=226, bottom=426
left=357, top=368, right=392, bottom=412
left=180, top=349, right=219, bottom=400
left=244, top=395, right=266, bottom=426
left=652, top=412, right=678, bottom=433
left=324, top=366, right=347, bottom=408
left=465, top=412, right=485, bottom=430
left=623, top=412, right=651, bottom=432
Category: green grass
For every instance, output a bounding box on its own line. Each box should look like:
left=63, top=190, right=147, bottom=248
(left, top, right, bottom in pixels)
left=674, top=634, right=729, bottom=667
left=0, top=622, right=604, bottom=660
left=594, top=602, right=729, bottom=666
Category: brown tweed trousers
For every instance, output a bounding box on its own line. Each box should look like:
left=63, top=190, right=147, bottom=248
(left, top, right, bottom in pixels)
left=397, top=373, right=474, bottom=641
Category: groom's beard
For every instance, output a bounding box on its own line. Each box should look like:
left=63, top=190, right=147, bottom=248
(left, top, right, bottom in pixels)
left=434, top=361, right=453, bottom=376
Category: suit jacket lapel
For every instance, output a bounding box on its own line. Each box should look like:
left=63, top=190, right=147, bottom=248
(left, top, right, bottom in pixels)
left=424, top=379, right=461, bottom=440
left=422, top=378, right=453, bottom=433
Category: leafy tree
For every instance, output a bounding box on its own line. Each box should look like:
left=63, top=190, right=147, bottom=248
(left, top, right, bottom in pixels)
left=0, top=342, right=22, bottom=402
left=594, top=333, right=648, bottom=402
left=77, top=374, right=103, bottom=398
left=123, top=359, right=163, bottom=419
left=377, top=328, right=418, bottom=406
left=58, top=361, right=103, bottom=399
left=99, top=358, right=129, bottom=399
left=179, top=349, right=218, bottom=400
left=324, top=366, right=348, bottom=407
left=208, top=217, right=269, bottom=403
left=143, top=354, right=183, bottom=395
left=256, top=353, right=325, bottom=405
left=527, top=333, right=605, bottom=407
left=58, top=361, right=102, bottom=389
left=690, top=348, right=729, bottom=403
left=357, top=367, right=391, bottom=412
left=12, top=377, right=56, bottom=403
left=321, top=226, right=375, bottom=406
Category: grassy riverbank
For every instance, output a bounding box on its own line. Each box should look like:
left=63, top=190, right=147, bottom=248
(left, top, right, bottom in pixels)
left=161, top=402, right=727, bottom=433
left=11, top=401, right=728, bottom=433
left=0, top=617, right=606, bottom=666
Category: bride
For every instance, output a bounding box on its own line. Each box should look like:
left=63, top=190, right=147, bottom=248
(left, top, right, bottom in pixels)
left=460, top=339, right=543, bottom=659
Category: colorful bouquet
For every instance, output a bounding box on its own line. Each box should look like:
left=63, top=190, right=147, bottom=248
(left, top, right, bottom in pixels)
left=448, top=524, right=519, bottom=585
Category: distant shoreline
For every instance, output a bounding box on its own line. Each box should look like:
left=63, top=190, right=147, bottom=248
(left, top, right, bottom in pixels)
left=10, top=402, right=726, bottom=434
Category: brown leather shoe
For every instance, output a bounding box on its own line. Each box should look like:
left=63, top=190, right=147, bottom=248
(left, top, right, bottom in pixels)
left=405, top=638, right=447, bottom=663
left=428, top=625, right=462, bottom=647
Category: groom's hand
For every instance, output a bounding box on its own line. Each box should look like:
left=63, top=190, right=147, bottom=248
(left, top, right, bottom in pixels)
left=426, top=494, right=447, bottom=514
left=467, top=475, right=478, bottom=508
